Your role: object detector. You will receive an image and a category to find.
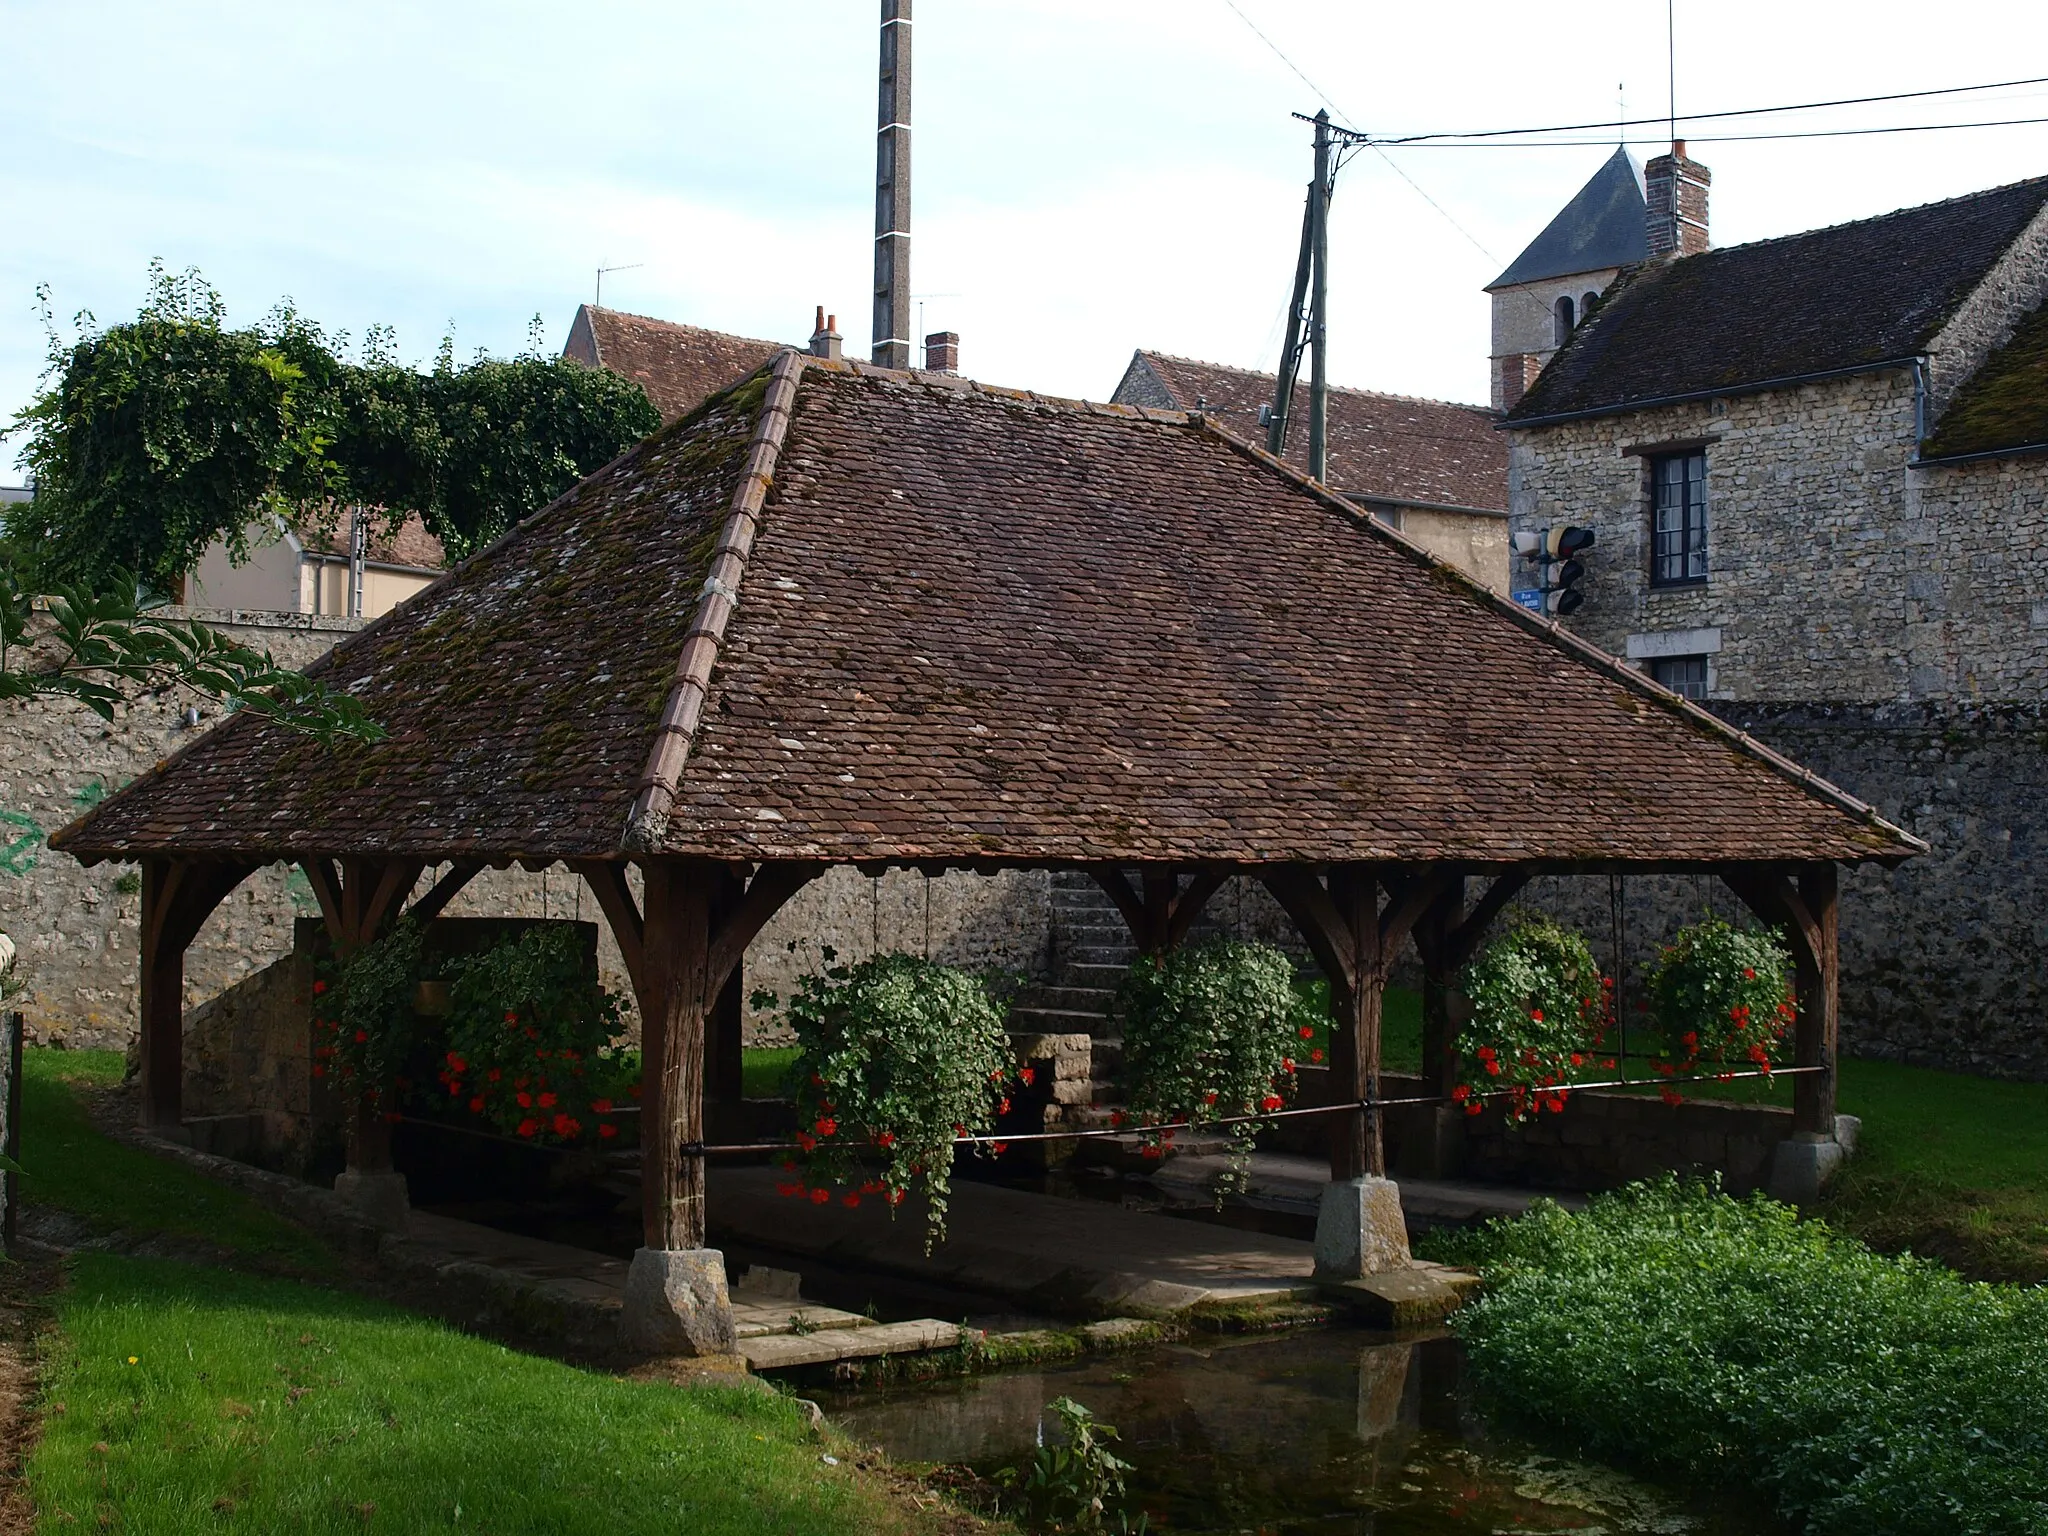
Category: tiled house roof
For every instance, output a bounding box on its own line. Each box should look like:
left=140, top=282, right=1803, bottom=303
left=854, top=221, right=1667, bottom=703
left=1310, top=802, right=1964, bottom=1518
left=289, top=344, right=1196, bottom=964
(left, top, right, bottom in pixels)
left=1115, top=352, right=1505, bottom=512
left=54, top=357, right=1918, bottom=869
left=563, top=304, right=782, bottom=422
left=1508, top=176, right=2048, bottom=423
left=1921, top=296, right=2048, bottom=459
left=293, top=510, right=446, bottom=571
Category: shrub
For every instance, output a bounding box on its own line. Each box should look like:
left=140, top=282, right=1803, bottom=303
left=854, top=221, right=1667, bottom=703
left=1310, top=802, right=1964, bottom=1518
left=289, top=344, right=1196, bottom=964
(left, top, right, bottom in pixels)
left=435, top=926, right=630, bottom=1145
left=757, top=951, right=1019, bottom=1248
left=1457, top=917, right=1608, bottom=1122
left=1114, top=940, right=1307, bottom=1183
left=1644, top=919, right=1796, bottom=1099
left=1427, top=1178, right=2048, bottom=1535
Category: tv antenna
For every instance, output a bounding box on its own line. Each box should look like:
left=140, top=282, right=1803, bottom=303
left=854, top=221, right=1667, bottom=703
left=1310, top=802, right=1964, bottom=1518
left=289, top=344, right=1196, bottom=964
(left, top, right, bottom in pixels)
left=595, top=262, right=644, bottom=308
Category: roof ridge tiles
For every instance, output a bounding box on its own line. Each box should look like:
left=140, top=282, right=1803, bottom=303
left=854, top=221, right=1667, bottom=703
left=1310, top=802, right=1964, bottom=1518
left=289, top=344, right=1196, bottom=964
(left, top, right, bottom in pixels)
left=624, top=348, right=807, bottom=852
left=1193, top=414, right=1927, bottom=859
left=584, top=304, right=786, bottom=352
left=1138, top=349, right=1492, bottom=415
left=1673, top=171, right=2048, bottom=265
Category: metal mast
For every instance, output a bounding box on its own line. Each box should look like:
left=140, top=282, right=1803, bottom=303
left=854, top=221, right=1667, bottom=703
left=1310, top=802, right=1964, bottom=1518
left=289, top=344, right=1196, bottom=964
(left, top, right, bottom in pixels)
left=872, top=0, right=913, bottom=369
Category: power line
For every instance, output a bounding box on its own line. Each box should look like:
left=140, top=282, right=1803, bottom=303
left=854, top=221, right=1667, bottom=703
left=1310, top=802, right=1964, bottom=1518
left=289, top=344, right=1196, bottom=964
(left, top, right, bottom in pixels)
left=1375, top=115, right=2048, bottom=149
left=1379, top=72, right=2048, bottom=145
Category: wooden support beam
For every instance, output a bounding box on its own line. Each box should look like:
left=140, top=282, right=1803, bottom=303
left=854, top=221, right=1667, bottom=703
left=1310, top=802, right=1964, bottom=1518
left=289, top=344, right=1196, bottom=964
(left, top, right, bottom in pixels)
left=1722, top=862, right=1840, bottom=1136
left=362, top=861, right=425, bottom=938
left=1258, top=867, right=1355, bottom=1001
left=1165, top=870, right=1229, bottom=949
left=638, top=863, right=714, bottom=1251
left=1444, top=870, right=1532, bottom=969
left=706, top=868, right=747, bottom=1105
left=1094, top=868, right=1229, bottom=954
left=299, top=859, right=345, bottom=948
left=406, top=861, right=483, bottom=925
left=1378, top=866, right=1457, bottom=960
left=1327, top=866, right=1385, bottom=1180
left=575, top=862, right=646, bottom=999
left=1089, top=869, right=1148, bottom=946
left=706, top=862, right=823, bottom=996
left=138, top=859, right=255, bottom=1134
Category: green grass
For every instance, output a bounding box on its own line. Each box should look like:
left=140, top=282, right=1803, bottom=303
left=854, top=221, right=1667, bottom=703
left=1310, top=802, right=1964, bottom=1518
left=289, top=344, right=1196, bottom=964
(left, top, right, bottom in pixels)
left=21, top=1049, right=330, bottom=1268
left=741, top=1046, right=799, bottom=1100
left=31, top=1254, right=919, bottom=1535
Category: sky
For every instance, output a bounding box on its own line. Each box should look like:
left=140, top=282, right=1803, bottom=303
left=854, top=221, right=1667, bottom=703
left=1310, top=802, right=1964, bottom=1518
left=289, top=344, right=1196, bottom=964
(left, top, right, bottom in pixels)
left=6, top=0, right=2048, bottom=480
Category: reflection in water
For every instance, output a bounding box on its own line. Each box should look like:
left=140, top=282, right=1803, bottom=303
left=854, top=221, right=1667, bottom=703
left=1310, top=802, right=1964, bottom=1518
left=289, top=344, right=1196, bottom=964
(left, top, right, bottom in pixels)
left=832, top=1331, right=1764, bottom=1535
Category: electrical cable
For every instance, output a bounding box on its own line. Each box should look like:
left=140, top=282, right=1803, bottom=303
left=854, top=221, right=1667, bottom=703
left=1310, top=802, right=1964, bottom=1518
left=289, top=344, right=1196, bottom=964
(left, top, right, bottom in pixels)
left=1374, top=115, right=2048, bottom=149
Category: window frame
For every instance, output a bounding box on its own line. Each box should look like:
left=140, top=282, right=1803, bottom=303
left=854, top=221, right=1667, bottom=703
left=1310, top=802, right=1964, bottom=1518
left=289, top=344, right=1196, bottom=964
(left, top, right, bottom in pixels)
left=1650, top=654, right=1710, bottom=700
left=1649, top=449, right=1709, bottom=587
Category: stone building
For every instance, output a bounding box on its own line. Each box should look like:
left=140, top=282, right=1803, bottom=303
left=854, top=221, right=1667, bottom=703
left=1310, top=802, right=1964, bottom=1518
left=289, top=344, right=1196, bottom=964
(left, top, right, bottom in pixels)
left=1501, top=151, right=2048, bottom=1076
left=1112, top=352, right=1509, bottom=592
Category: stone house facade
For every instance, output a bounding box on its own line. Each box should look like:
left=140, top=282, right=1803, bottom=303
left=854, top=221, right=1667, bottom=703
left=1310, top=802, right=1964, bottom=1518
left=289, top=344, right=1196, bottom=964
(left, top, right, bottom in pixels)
left=1502, top=157, right=2048, bottom=1076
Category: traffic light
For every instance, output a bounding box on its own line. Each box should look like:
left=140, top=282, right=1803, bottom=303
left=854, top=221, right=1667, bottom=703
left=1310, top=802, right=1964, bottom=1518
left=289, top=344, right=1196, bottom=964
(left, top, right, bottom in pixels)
left=1512, top=526, right=1596, bottom=617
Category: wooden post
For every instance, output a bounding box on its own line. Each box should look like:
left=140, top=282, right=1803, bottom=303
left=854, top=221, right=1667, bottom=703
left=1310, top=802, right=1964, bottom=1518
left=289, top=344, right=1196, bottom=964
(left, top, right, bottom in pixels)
left=706, top=870, right=745, bottom=1104
left=639, top=863, right=714, bottom=1251
left=1328, top=867, right=1384, bottom=1180
left=139, top=859, right=187, bottom=1134
left=1412, top=876, right=1466, bottom=1179
left=1794, top=861, right=1840, bottom=1136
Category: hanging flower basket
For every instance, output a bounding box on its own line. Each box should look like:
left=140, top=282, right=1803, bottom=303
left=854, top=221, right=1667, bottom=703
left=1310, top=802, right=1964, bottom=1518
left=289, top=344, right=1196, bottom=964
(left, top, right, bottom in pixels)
left=1457, top=917, right=1608, bottom=1123
left=1643, top=919, right=1797, bottom=1103
left=311, top=919, right=425, bottom=1116
left=1113, top=939, right=1309, bottom=1191
left=756, top=950, right=1021, bottom=1249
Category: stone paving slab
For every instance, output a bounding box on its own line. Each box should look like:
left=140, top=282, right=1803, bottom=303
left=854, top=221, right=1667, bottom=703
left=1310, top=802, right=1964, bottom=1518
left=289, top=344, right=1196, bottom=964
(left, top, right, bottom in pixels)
left=708, top=1164, right=1323, bottom=1318
left=402, top=1211, right=628, bottom=1309
left=730, top=1301, right=875, bottom=1340
left=739, top=1319, right=972, bottom=1372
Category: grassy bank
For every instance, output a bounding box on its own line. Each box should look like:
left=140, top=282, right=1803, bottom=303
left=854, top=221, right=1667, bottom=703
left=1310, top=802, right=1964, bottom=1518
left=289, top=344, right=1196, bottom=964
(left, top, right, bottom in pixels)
left=1428, top=1178, right=2048, bottom=1536
left=32, top=1254, right=914, bottom=1535
left=17, top=1049, right=976, bottom=1535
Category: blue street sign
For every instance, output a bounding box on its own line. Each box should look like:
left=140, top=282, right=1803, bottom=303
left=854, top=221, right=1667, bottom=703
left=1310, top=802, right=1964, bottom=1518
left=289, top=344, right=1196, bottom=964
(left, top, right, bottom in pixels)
left=1512, top=588, right=1545, bottom=612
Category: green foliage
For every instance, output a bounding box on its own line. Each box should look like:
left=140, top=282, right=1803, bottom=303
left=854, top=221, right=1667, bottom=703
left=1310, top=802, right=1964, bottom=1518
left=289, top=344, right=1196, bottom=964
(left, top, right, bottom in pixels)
left=20, top=1049, right=330, bottom=1267
left=1429, top=1177, right=2048, bottom=1535
left=31, top=1253, right=900, bottom=1535
left=1457, top=917, right=1608, bottom=1122
left=994, top=1397, right=1147, bottom=1534
left=1113, top=940, right=1306, bottom=1183
left=311, top=920, right=426, bottom=1110
left=3, top=265, right=660, bottom=588
left=0, top=562, right=386, bottom=742
left=756, top=951, right=1017, bottom=1248
left=1643, top=918, right=1796, bottom=1092
left=438, top=926, right=630, bottom=1144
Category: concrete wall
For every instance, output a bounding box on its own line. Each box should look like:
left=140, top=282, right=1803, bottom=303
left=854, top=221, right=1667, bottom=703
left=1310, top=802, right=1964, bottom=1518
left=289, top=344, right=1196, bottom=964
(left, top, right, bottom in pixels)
left=1385, top=504, right=1510, bottom=595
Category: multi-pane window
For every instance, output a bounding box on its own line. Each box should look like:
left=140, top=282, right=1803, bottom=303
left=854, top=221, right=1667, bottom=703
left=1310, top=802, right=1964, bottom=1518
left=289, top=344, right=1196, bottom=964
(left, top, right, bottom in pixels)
left=1651, top=451, right=1708, bottom=585
left=1652, top=655, right=1709, bottom=700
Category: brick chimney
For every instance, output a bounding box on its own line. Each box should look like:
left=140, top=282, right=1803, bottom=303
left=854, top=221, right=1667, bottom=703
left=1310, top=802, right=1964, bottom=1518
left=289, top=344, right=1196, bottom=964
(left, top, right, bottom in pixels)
left=922, top=330, right=958, bottom=374
left=808, top=306, right=843, bottom=361
left=1494, top=352, right=1544, bottom=412
left=1645, top=141, right=1711, bottom=259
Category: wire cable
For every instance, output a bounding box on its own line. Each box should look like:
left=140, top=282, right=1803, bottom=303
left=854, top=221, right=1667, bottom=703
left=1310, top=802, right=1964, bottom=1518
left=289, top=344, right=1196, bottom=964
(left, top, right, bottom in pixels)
left=1377, top=115, right=2048, bottom=149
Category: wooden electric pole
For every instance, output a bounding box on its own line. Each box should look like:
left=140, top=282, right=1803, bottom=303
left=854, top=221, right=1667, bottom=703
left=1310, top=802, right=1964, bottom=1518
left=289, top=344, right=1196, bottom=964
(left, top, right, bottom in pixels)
left=872, top=0, right=913, bottom=369
left=1267, top=109, right=1368, bottom=483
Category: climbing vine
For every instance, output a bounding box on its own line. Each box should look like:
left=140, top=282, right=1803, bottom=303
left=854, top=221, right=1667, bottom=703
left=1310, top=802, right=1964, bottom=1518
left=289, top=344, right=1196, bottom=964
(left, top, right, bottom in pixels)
left=1113, top=939, right=1307, bottom=1188
left=755, top=951, right=1019, bottom=1249
left=1457, top=917, right=1609, bottom=1123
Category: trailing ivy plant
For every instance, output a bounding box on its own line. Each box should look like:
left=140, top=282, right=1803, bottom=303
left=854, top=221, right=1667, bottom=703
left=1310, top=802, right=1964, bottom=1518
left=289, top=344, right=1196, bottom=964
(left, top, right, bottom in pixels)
left=1643, top=919, right=1797, bottom=1102
left=436, top=926, right=630, bottom=1144
left=311, top=919, right=426, bottom=1113
left=1113, top=939, right=1305, bottom=1189
left=753, top=950, right=1019, bottom=1249
left=1457, top=917, right=1608, bottom=1123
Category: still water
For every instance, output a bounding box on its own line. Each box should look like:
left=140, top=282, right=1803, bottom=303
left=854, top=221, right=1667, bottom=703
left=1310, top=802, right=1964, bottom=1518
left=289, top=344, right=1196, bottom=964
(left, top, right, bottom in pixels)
left=832, top=1330, right=1768, bottom=1535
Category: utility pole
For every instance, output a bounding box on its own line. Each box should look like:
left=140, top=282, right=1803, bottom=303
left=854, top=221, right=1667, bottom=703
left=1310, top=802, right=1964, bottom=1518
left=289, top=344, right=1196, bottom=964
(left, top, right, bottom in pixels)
left=1267, top=110, right=1368, bottom=483
left=872, top=0, right=913, bottom=369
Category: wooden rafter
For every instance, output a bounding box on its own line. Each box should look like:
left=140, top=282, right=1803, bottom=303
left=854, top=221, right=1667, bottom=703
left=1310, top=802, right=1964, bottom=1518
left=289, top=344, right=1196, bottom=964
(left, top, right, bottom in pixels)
left=406, top=861, right=483, bottom=925
left=708, top=862, right=824, bottom=995
left=1444, top=870, right=1532, bottom=969
left=575, top=862, right=647, bottom=997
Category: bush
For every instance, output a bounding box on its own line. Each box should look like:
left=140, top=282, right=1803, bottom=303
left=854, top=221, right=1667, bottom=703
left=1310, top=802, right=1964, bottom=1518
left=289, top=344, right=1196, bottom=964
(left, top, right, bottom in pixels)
left=1114, top=940, right=1308, bottom=1183
left=757, top=951, right=1019, bottom=1248
left=1457, top=917, right=1608, bottom=1122
left=1427, top=1178, right=2048, bottom=1534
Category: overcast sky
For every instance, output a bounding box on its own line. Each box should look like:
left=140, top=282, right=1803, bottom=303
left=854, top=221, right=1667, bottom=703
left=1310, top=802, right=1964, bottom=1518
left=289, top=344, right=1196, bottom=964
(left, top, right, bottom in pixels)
left=7, top=1, right=2048, bottom=479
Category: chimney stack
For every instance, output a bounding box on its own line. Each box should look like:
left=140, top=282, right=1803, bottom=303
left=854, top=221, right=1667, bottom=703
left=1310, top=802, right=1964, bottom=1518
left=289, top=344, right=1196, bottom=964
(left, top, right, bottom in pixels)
left=871, top=1, right=913, bottom=368
left=1645, top=141, right=1711, bottom=260
left=809, top=307, right=843, bottom=361
left=922, top=330, right=958, bottom=374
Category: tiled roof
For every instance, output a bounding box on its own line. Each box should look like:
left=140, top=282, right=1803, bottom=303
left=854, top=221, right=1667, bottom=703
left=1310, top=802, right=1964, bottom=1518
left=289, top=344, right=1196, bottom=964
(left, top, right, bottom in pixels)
left=1489, top=147, right=1647, bottom=290
left=294, top=510, right=446, bottom=571
left=53, top=357, right=1919, bottom=869
left=564, top=304, right=782, bottom=422
left=1508, top=176, right=2048, bottom=423
left=1921, top=297, right=2048, bottom=459
left=1115, top=352, right=1505, bottom=512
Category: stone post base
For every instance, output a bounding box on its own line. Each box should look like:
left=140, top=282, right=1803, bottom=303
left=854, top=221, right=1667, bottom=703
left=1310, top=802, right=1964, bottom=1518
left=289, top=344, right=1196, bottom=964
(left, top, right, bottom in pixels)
left=621, top=1247, right=738, bottom=1356
left=333, top=1169, right=411, bottom=1233
left=1767, top=1130, right=1847, bottom=1205
left=1313, top=1176, right=1411, bottom=1280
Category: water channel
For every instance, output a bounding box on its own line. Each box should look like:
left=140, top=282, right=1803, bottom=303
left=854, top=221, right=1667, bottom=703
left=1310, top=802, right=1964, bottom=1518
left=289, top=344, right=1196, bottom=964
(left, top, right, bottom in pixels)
left=831, top=1329, right=1771, bottom=1535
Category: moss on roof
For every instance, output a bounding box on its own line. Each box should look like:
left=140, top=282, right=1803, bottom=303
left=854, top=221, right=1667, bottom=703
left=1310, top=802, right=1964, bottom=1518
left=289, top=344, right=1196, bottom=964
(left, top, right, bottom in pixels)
left=1923, top=300, right=2048, bottom=460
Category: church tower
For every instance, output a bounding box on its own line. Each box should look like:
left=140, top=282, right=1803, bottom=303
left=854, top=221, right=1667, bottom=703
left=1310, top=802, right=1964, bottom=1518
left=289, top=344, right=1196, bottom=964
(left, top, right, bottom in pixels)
left=1486, top=147, right=1649, bottom=411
